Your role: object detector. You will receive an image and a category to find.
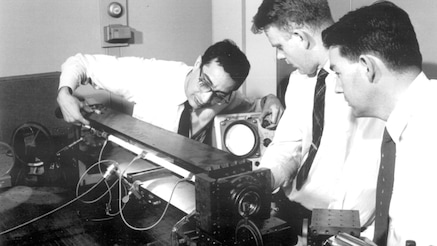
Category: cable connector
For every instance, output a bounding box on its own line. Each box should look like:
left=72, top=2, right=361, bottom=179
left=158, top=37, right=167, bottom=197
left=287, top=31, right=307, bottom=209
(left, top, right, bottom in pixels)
left=103, top=163, right=118, bottom=179
left=121, top=180, right=142, bottom=204
left=138, top=151, right=147, bottom=159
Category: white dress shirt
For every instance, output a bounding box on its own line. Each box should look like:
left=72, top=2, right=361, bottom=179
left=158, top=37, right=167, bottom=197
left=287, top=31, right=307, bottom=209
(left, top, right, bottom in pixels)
left=383, top=72, right=437, bottom=246
left=259, top=63, right=385, bottom=228
left=59, top=54, right=261, bottom=139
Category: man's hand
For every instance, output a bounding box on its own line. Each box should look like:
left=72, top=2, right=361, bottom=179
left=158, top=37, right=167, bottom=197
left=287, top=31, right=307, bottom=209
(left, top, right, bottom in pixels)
left=259, top=94, right=285, bottom=130
left=57, top=86, right=92, bottom=126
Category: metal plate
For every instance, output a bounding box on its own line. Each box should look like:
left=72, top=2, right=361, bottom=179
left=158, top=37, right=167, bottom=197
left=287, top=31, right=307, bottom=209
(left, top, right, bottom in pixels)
left=87, top=108, right=249, bottom=175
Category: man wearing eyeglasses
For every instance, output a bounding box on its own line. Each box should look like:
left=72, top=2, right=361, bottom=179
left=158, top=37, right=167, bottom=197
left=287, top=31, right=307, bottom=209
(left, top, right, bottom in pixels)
left=57, top=39, right=284, bottom=143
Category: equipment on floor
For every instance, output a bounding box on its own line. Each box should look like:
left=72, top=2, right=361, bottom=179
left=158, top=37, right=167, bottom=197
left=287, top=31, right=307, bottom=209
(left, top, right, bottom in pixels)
left=10, top=122, right=54, bottom=185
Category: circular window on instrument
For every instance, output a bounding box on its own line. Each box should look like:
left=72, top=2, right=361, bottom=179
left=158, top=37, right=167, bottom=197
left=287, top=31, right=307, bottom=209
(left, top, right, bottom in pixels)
left=223, top=121, right=259, bottom=158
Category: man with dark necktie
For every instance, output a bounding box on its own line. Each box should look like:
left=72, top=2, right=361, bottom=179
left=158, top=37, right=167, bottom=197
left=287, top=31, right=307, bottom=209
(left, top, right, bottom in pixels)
left=57, top=39, right=284, bottom=144
left=323, top=1, right=437, bottom=245
left=251, top=0, right=385, bottom=242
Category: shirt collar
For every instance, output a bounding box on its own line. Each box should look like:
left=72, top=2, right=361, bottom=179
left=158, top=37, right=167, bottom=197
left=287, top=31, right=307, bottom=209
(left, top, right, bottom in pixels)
left=320, top=60, right=334, bottom=76
left=322, top=60, right=331, bottom=72
left=385, top=72, right=427, bottom=143
left=178, top=66, right=194, bottom=106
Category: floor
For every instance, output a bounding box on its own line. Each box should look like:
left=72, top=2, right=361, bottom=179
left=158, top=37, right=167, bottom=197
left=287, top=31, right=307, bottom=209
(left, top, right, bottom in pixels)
left=0, top=179, right=186, bottom=246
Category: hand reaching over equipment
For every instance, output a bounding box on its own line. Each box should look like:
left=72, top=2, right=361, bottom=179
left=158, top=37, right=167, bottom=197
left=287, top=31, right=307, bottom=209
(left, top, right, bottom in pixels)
left=259, top=94, right=284, bottom=130
left=56, top=86, right=95, bottom=126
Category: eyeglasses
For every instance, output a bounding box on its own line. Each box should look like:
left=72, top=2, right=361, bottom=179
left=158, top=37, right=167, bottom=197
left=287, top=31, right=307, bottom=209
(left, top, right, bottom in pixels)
left=198, top=67, right=232, bottom=104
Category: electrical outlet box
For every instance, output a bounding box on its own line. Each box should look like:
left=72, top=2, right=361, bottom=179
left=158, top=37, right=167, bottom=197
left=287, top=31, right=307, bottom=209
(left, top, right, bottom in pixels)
left=104, top=24, right=132, bottom=43
left=99, top=0, right=130, bottom=48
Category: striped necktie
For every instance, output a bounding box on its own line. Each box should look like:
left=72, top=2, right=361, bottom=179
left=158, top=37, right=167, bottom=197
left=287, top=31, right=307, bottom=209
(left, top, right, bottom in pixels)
left=373, top=128, right=396, bottom=246
left=295, top=68, right=328, bottom=190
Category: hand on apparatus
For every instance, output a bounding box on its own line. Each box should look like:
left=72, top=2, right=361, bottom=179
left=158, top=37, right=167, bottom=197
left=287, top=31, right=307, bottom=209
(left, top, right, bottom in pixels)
left=259, top=94, right=285, bottom=130
left=57, top=87, right=93, bottom=126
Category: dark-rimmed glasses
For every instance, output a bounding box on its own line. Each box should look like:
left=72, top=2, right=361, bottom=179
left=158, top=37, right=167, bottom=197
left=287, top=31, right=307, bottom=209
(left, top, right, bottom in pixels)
left=198, top=66, right=232, bottom=104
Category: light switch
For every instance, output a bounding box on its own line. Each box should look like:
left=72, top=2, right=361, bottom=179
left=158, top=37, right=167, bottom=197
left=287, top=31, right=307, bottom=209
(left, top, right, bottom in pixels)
left=99, top=0, right=130, bottom=48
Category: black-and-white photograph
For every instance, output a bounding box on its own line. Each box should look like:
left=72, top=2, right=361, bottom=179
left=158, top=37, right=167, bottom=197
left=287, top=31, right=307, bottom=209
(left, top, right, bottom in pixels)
left=0, top=1, right=436, bottom=245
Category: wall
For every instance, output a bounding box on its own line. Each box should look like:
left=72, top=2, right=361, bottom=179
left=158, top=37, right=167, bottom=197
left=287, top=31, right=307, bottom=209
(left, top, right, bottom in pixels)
left=120, top=0, right=212, bottom=64
left=0, top=0, right=100, bottom=77
left=1, top=1, right=436, bottom=88
left=212, top=0, right=278, bottom=99
left=0, top=0, right=211, bottom=78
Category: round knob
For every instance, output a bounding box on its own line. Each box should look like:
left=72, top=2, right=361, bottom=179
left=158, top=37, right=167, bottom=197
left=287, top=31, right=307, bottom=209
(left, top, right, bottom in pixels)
left=108, top=2, right=123, bottom=18
left=263, top=138, right=272, bottom=147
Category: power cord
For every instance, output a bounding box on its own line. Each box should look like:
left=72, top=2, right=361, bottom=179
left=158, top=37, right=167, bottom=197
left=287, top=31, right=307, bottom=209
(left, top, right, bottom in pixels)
left=0, top=176, right=106, bottom=236
left=74, top=139, right=127, bottom=218
left=117, top=153, right=191, bottom=231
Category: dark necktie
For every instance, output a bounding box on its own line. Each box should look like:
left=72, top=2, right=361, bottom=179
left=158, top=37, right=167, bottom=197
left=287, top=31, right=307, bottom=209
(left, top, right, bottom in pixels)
left=177, top=101, right=192, bottom=137
left=373, top=128, right=396, bottom=246
left=295, top=68, right=328, bottom=190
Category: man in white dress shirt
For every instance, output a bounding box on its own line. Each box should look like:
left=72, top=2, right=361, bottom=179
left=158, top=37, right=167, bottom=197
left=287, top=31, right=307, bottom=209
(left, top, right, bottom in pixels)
left=57, top=39, right=284, bottom=143
left=323, top=1, right=437, bottom=245
left=252, top=0, right=385, bottom=239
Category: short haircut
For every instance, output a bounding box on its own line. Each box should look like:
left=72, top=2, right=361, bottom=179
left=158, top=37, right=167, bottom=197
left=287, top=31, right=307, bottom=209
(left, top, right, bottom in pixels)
left=252, top=0, right=334, bottom=34
left=322, top=1, right=422, bottom=71
left=201, top=39, right=250, bottom=89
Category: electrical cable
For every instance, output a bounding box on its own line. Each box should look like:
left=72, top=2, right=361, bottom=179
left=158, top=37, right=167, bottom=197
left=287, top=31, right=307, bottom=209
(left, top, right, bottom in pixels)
left=74, top=159, right=125, bottom=217
left=117, top=153, right=190, bottom=231
left=75, top=159, right=118, bottom=204
left=0, top=128, right=135, bottom=235
left=96, top=139, right=125, bottom=217
left=74, top=138, right=116, bottom=204
left=97, top=139, right=110, bottom=188
left=73, top=137, right=126, bottom=221
left=0, top=176, right=106, bottom=236
left=13, top=124, right=192, bottom=233
left=74, top=137, right=116, bottom=205
left=0, top=125, right=117, bottom=234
